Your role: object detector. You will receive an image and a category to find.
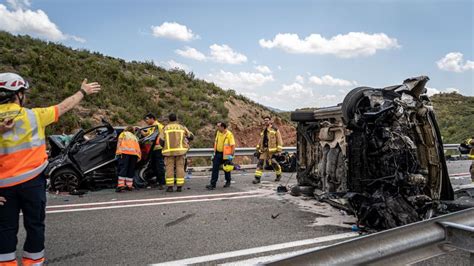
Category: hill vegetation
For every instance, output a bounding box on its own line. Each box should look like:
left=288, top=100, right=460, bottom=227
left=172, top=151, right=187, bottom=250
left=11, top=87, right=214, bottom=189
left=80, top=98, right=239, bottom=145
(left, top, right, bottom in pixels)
left=0, top=31, right=294, bottom=148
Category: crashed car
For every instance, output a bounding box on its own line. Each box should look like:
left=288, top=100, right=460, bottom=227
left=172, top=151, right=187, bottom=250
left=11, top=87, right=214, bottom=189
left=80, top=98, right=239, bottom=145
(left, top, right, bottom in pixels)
left=45, top=120, right=158, bottom=192
left=291, top=76, right=454, bottom=230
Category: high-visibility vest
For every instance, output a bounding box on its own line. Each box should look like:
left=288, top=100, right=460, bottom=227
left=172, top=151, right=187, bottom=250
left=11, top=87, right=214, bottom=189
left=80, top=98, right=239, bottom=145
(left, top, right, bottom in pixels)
left=0, top=104, right=59, bottom=188
left=116, top=131, right=141, bottom=160
left=161, top=123, right=191, bottom=157
left=257, top=126, right=283, bottom=153
left=214, top=130, right=234, bottom=160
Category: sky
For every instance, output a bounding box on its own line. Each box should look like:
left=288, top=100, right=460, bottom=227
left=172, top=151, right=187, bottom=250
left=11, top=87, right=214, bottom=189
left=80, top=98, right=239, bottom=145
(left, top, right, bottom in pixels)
left=0, top=0, right=473, bottom=111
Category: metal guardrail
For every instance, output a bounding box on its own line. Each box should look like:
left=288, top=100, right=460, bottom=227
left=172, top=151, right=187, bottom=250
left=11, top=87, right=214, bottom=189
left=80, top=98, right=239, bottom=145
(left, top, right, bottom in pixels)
left=187, top=145, right=457, bottom=157
left=266, top=208, right=474, bottom=266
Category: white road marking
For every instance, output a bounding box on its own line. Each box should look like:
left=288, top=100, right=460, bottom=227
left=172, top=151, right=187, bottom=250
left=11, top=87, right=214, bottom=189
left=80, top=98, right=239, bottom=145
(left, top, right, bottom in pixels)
left=219, top=244, right=330, bottom=265
left=46, top=194, right=267, bottom=214
left=151, top=232, right=358, bottom=266
left=47, top=191, right=264, bottom=209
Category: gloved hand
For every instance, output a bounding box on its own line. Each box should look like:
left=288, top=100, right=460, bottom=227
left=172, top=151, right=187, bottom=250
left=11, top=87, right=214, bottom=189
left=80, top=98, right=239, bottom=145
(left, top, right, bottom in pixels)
left=227, top=155, right=234, bottom=161
left=211, top=154, right=214, bottom=160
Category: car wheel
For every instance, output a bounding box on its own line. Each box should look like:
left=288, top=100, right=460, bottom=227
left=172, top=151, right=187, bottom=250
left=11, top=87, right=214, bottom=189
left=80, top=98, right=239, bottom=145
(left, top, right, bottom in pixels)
left=341, top=87, right=373, bottom=123
left=291, top=110, right=315, bottom=122
left=51, top=168, right=80, bottom=192
left=138, top=164, right=155, bottom=182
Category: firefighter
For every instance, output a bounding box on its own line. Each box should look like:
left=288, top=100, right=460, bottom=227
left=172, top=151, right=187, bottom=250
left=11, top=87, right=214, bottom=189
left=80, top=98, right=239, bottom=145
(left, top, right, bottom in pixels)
left=159, top=113, right=193, bottom=192
left=142, top=113, right=165, bottom=189
left=253, top=116, right=284, bottom=184
left=116, top=126, right=141, bottom=192
left=0, top=73, right=101, bottom=266
left=206, top=122, right=236, bottom=190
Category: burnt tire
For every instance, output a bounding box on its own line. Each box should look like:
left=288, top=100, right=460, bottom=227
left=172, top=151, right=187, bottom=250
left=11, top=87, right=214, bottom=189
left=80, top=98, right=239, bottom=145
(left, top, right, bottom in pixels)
left=291, top=110, right=315, bottom=122
left=50, top=168, right=80, bottom=192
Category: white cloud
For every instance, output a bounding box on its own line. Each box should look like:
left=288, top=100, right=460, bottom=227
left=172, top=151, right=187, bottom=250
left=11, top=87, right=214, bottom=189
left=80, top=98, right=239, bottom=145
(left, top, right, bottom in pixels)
left=164, top=60, right=189, bottom=71
left=295, top=75, right=305, bottom=84
left=308, top=75, right=357, bottom=87
left=277, top=83, right=313, bottom=99
left=426, top=87, right=460, bottom=96
left=0, top=3, right=84, bottom=42
left=436, top=52, right=474, bottom=72
left=175, top=46, right=206, bottom=61
left=209, top=44, right=247, bottom=64
left=259, top=32, right=400, bottom=58
left=255, top=65, right=272, bottom=74
left=207, top=70, right=273, bottom=89
left=151, top=22, right=197, bottom=41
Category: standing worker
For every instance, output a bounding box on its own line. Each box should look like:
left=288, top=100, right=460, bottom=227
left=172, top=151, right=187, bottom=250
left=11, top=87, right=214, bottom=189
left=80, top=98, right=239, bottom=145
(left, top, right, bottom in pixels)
left=142, top=113, right=165, bottom=189
left=466, top=137, right=474, bottom=182
left=253, top=116, right=284, bottom=184
left=0, top=73, right=101, bottom=266
left=116, top=126, right=141, bottom=192
left=206, top=122, right=236, bottom=190
left=160, top=113, right=193, bottom=192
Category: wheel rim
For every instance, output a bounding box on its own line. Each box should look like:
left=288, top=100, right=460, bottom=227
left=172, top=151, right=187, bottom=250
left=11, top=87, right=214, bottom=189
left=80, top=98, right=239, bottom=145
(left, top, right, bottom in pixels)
left=54, top=173, right=79, bottom=192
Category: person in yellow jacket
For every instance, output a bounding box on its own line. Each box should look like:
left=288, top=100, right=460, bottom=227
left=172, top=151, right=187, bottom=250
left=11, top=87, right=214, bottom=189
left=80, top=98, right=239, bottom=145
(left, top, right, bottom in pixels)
left=115, top=126, right=141, bottom=192
left=159, top=113, right=193, bottom=192
left=253, top=116, right=284, bottom=184
left=0, top=73, right=101, bottom=266
left=142, top=113, right=165, bottom=189
left=206, top=122, right=236, bottom=190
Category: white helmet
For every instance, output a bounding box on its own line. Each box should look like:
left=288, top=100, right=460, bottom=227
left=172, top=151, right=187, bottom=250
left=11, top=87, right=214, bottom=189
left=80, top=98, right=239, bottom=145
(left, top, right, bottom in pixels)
left=0, top=73, right=29, bottom=104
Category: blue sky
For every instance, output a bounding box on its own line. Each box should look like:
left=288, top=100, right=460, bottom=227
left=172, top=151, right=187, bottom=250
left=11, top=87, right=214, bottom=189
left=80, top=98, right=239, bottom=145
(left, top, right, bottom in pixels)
left=0, top=0, right=472, bottom=110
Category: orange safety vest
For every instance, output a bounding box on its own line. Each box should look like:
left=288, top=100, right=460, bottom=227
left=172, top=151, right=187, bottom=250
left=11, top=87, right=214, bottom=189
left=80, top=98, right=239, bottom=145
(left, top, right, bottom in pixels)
left=116, top=131, right=141, bottom=160
left=214, top=131, right=234, bottom=160
left=0, top=107, right=58, bottom=188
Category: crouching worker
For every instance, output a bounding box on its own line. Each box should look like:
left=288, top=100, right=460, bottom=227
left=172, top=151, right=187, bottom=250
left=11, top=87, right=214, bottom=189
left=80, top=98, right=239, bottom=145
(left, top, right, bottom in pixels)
left=116, top=126, right=141, bottom=192
left=160, top=113, right=193, bottom=192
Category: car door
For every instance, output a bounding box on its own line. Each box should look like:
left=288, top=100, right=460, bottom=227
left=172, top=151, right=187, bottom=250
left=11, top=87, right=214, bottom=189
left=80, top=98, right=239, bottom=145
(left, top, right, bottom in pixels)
left=69, top=126, right=117, bottom=174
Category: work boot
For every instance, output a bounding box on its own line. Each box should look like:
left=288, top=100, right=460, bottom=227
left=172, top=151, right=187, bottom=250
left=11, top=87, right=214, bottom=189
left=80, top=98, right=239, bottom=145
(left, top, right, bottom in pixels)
left=158, top=184, right=164, bottom=190
left=115, top=187, right=125, bottom=193
left=223, top=181, right=231, bottom=188
left=274, top=175, right=282, bottom=182
left=176, top=186, right=182, bottom=192
left=206, top=184, right=216, bottom=190
left=126, top=186, right=134, bottom=191
left=166, top=186, right=174, bottom=192
left=252, top=178, right=261, bottom=184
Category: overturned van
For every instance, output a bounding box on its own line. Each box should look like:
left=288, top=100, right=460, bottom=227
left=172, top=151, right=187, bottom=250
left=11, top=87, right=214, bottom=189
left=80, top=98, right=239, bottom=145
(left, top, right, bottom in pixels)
left=291, top=76, right=454, bottom=230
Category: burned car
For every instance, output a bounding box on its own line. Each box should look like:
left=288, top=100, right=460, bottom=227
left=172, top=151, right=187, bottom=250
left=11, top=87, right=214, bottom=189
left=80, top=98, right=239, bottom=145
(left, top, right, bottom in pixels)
left=45, top=120, right=158, bottom=192
left=291, top=76, right=454, bottom=230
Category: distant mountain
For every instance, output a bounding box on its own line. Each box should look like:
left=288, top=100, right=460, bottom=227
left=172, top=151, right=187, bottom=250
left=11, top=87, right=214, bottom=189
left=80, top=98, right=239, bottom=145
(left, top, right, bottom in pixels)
left=0, top=31, right=296, bottom=149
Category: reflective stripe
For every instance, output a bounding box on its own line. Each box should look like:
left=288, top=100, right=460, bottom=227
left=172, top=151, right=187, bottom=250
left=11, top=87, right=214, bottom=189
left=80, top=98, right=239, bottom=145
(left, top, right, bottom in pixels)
left=0, top=252, right=16, bottom=261
left=165, top=178, right=174, bottom=185
left=255, top=170, right=263, bottom=177
left=0, top=109, right=43, bottom=155
left=176, top=178, right=185, bottom=185
left=23, top=250, right=44, bottom=260
left=0, top=160, right=47, bottom=187
left=21, top=257, right=44, bottom=266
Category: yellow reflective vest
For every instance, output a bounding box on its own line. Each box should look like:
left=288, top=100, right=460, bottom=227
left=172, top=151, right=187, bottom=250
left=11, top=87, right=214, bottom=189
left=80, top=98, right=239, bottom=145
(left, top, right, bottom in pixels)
left=160, top=122, right=193, bottom=156
left=214, top=130, right=235, bottom=160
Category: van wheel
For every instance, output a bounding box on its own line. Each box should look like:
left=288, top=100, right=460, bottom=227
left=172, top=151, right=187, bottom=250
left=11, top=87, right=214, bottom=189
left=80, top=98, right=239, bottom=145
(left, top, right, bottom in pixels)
left=50, top=168, right=80, bottom=192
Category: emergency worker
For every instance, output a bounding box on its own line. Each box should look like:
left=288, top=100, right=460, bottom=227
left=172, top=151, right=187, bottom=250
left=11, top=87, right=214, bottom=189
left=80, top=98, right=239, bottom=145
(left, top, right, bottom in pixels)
left=206, top=122, right=235, bottom=190
left=253, top=116, right=283, bottom=184
left=159, top=113, right=193, bottom=192
left=0, top=73, right=100, bottom=266
left=116, top=126, right=141, bottom=192
left=142, top=113, right=165, bottom=189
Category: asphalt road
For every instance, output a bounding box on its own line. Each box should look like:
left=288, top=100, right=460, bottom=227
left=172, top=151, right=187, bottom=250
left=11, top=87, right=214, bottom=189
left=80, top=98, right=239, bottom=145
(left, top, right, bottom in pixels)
left=13, top=160, right=473, bottom=265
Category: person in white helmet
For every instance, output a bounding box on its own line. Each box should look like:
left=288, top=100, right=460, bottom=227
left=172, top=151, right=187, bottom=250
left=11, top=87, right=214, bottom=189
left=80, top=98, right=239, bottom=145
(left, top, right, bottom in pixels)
left=0, top=73, right=101, bottom=266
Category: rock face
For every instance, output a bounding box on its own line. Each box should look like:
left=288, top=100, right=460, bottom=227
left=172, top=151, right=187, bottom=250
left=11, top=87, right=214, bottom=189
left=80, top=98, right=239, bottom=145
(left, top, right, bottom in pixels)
left=225, top=98, right=296, bottom=149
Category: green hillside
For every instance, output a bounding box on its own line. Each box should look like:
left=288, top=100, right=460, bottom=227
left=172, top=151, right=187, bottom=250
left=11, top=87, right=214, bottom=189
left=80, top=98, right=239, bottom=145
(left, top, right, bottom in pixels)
left=0, top=31, right=287, bottom=148
left=430, top=92, right=474, bottom=144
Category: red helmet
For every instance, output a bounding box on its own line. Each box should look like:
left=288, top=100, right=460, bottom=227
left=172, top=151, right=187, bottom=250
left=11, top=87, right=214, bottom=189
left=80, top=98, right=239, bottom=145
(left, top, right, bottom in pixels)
left=0, top=73, right=29, bottom=104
